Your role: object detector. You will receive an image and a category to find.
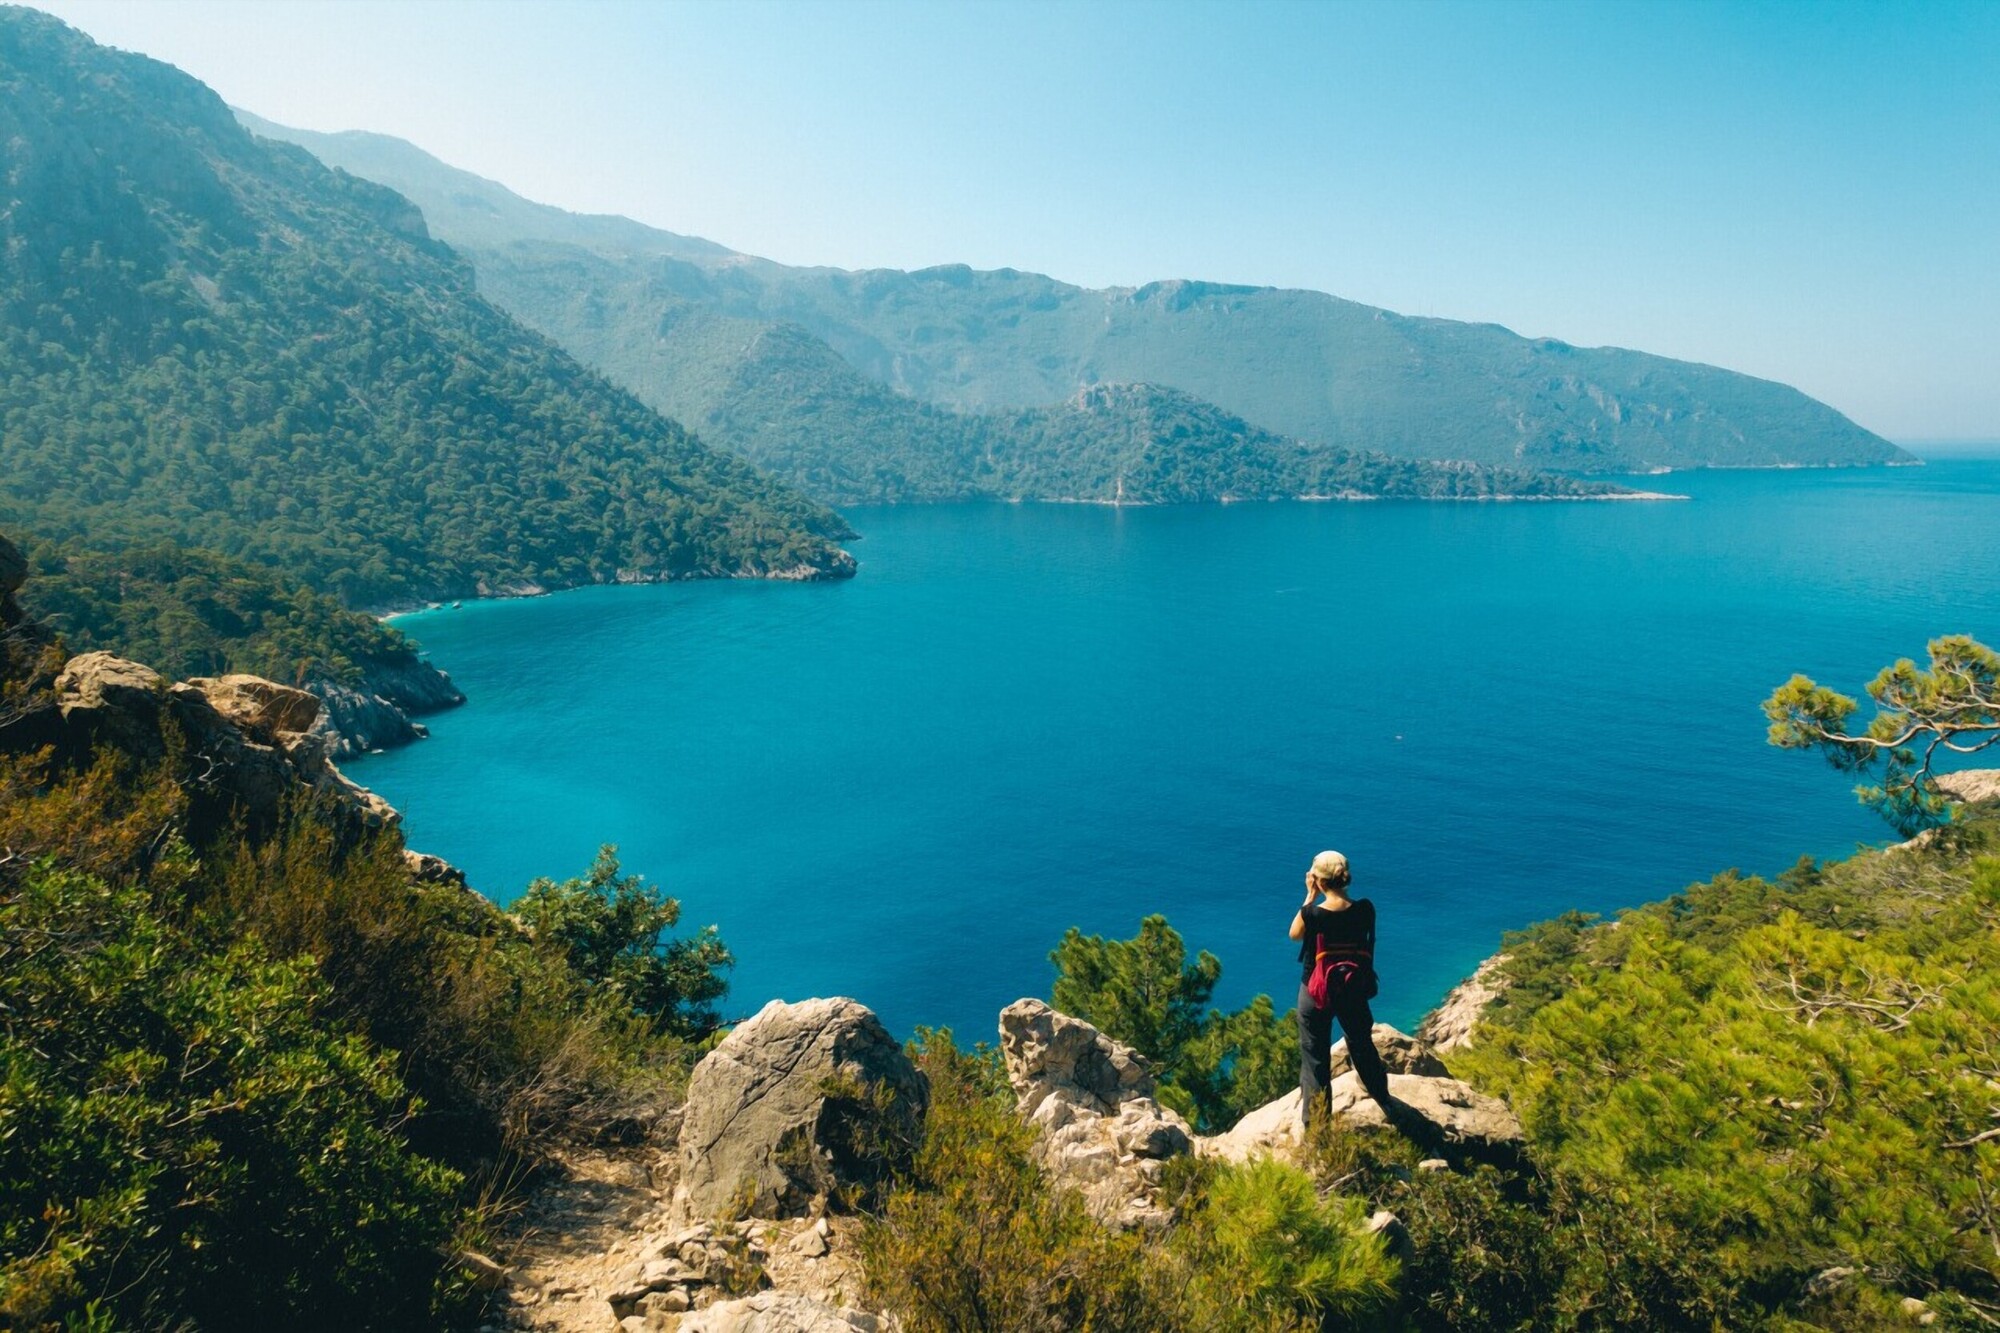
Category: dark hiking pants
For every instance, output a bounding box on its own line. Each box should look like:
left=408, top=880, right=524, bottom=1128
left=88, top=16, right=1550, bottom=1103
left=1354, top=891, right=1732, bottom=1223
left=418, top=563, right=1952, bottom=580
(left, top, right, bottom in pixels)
left=1298, top=981, right=1391, bottom=1123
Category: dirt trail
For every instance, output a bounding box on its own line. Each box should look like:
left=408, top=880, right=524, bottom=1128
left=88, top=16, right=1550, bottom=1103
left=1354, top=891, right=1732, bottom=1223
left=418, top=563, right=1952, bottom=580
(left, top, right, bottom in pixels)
left=483, top=1146, right=875, bottom=1332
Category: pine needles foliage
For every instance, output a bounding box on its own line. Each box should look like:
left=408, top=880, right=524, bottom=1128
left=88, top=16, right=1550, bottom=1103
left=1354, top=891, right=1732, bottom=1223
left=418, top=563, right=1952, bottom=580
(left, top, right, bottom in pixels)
left=1451, top=817, right=2000, bottom=1327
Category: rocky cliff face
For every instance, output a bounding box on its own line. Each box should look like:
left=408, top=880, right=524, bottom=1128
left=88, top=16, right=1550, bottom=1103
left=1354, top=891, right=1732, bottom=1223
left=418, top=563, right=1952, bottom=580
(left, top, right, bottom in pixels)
left=52, top=654, right=398, bottom=837
left=1416, top=954, right=1514, bottom=1051
left=307, top=653, right=465, bottom=757
left=1, top=533, right=398, bottom=839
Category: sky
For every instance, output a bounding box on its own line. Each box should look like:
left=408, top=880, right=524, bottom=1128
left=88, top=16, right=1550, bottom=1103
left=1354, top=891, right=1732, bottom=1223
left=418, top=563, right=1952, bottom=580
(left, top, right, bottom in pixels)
left=32, top=0, right=2000, bottom=442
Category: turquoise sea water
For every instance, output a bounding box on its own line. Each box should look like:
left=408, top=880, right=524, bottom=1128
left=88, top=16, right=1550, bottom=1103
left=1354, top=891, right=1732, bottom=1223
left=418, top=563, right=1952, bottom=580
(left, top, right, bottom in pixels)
left=351, top=461, right=2000, bottom=1036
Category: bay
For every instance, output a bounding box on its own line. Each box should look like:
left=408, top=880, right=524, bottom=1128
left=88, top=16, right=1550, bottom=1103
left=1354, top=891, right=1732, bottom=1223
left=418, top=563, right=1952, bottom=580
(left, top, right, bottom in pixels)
left=351, top=460, right=2000, bottom=1037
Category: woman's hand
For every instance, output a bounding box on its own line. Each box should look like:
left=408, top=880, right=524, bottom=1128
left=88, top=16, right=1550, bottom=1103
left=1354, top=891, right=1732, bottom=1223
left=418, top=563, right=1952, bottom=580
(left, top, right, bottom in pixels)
left=1302, top=872, right=1318, bottom=906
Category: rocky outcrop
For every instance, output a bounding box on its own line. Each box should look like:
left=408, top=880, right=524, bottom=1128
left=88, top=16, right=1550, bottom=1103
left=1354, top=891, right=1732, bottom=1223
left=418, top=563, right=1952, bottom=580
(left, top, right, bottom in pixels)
left=1334, top=1022, right=1452, bottom=1079
left=1417, top=955, right=1512, bottom=1051
left=0, top=531, right=26, bottom=613
left=676, top=999, right=928, bottom=1221
left=307, top=677, right=427, bottom=755
left=189, top=673, right=324, bottom=737
left=307, top=653, right=464, bottom=758
left=1202, top=1088, right=1310, bottom=1163
left=1327, top=1072, right=1526, bottom=1169
left=402, top=848, right=470, bottom=890
left=1200, top=1027, right=1525, bottom=1169
left=53, top=652, right=170, bottom=752
left=677, top=1291, right=887, bottom=1333
left=997, top=999, right=1194, bottom=1230
left=47, top=652, right=397, bottom=836
left=1936, top=769, right=2000, bottom=807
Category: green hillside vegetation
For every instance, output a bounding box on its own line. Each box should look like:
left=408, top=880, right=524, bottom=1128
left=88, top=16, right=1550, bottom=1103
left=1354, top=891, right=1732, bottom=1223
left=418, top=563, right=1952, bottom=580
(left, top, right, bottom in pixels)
left=0, top=12, right=850, bottom=611
left=15, top=536, right=429, bottom=689
left=245, top=116, right=1908, bottom=476
left=0, top=601, right=732, bottom=1325
left=1436, top=829, right=2000, bottom=1327
left=698, top=326, right=1633, bottom=505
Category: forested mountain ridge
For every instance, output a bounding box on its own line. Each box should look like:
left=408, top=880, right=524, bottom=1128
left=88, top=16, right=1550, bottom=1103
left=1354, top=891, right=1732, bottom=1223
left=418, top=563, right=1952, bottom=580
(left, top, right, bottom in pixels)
left=244, top=115, right=1909, bottom=476
left=683, top=322, right=1636, bottom=505
left=0, top=10, right=853, bottom=612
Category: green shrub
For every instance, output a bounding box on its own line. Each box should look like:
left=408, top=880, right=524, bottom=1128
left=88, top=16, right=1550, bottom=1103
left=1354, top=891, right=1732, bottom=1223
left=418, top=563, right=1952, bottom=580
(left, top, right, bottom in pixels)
left=513, top=845, right=732, bottom=1040
left=860, top=1032, right=1170, bottom=1332
left=1447, top=832, right=2000, bottom=1326
left=1170, top=1156, right=1399, bottom=1329
left=1050, top=914, right=1295, bottom=1131
left=0, top=863, right=461, bottom=1330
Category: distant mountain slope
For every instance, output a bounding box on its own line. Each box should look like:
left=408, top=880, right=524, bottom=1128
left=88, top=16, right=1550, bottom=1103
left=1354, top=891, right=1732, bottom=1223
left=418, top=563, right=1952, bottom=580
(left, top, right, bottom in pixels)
left=243, top=116, right=1907, bottom=475
left=702, top=326, right=1633, bottom=504
left=0, top=11, right=850, bottom=611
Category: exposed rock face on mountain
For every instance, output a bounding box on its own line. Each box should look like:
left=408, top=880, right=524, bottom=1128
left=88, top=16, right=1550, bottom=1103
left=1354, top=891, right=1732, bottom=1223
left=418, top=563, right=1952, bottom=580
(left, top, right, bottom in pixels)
left=190, top=672, right=323, bottom=737
left=998, top=998, right=1194, bottom=1230
left=247, top=115, right=1909, bottom=476
left=1200, top=1026, right=1524, bottom=1169
left=1417, top=955, right=1514, bottom=1051
left=306, top=679, right=428, bottom=755
left=676, top=999, right=928, bottom=1221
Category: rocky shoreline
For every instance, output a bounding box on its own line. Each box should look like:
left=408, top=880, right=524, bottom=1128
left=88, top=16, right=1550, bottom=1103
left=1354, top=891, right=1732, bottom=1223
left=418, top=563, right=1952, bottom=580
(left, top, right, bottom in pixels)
left=306, top=652, right=467, bottom=758
left=364, top=553, right=861, bottom=620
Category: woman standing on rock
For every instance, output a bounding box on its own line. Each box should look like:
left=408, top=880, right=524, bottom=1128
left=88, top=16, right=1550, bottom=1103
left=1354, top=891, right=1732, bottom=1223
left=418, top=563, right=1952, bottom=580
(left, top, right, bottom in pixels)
left=1290, top=849, right=1394, bottom=1125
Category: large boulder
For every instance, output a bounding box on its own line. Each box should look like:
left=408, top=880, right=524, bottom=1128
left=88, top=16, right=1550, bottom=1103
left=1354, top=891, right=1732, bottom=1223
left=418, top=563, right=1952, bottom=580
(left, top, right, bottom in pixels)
left=998, top=999, right=1193, bottom=1230
left=677, top=1291, right=886, bottom=1333
left=678, top=998, right=928, bottom=1221
left=55, top=652, right=169, bottom=753
left=1332, top=1022, right=1452, bottom=1080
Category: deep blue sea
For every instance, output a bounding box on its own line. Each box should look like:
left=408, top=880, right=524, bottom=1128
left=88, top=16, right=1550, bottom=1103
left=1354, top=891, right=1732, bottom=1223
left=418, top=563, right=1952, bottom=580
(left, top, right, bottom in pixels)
left=350, top=460, right=2000, bottom=1037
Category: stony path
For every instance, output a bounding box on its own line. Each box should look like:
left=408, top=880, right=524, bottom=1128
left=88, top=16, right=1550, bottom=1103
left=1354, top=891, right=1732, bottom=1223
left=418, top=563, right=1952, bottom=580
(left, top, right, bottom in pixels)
left=482, top=1146, right=880, bottom=1332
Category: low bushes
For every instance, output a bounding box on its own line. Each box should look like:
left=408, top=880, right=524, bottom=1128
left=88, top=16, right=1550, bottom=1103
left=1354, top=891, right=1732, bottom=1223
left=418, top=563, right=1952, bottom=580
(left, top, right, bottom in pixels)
left=0, top=719, right=729, bottom=1327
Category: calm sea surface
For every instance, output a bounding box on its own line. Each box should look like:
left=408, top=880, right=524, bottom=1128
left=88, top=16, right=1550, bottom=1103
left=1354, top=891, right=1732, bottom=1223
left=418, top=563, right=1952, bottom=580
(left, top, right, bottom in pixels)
left=352, top=461, right=2000, bottom=1036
